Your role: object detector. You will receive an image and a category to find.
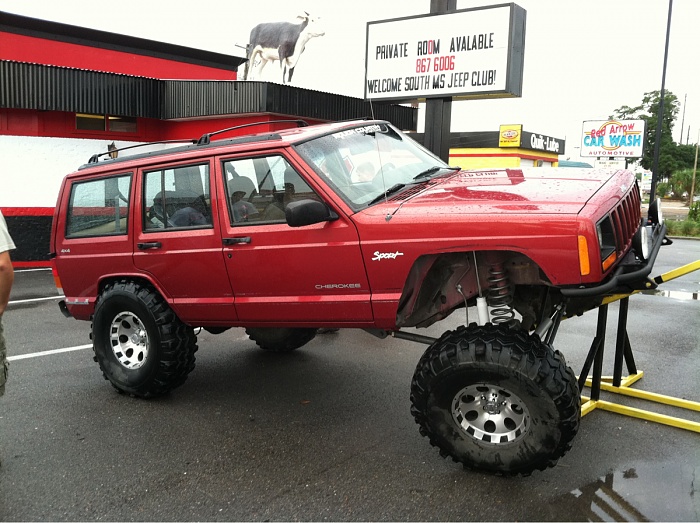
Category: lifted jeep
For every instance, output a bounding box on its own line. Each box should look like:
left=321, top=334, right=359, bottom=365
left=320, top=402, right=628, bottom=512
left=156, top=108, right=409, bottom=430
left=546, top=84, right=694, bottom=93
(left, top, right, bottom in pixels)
left=50, top=119, right=666, bottom=475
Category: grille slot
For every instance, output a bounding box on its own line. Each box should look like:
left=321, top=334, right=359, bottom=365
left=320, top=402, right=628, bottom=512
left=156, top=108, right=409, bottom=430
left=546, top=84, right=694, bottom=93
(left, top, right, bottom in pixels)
left=609, top=184, right=641, bottom=255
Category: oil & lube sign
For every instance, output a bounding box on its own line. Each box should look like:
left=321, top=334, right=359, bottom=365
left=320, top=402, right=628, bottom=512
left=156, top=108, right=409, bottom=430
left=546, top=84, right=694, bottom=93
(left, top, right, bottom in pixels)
left=580, top=119, right=645, bottom=157
left=364, top=4, right=526, bottom=102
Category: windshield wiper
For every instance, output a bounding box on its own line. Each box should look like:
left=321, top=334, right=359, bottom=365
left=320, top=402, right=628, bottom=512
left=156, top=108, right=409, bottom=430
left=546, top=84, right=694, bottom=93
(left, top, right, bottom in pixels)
left=413, top=165, right=460, bottom=181
left=367, top=183, right=406, bottom=206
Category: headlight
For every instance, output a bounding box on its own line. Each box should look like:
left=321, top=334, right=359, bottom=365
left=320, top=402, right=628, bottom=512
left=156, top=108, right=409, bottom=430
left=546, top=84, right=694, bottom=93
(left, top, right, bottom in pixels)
left=648, top=198, right=663, bottom=225
left=632, top=224, right=650, bottom=260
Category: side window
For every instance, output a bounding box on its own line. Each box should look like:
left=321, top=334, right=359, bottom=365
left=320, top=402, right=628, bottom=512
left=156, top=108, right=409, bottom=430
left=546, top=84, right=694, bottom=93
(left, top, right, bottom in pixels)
left=223, top=156, right=318, bottom=226
left=144, top=164, right=212, bottom=230
left=66, top=174, right=132, bottom=238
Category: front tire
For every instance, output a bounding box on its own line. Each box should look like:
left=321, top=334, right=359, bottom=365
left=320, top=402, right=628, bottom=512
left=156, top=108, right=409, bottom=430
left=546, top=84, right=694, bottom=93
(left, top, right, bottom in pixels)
left=410, top=323, right=580, bottom=475
left=245, top=327, right=316, bottom=352
left=91, top=280, right=197, bottom=398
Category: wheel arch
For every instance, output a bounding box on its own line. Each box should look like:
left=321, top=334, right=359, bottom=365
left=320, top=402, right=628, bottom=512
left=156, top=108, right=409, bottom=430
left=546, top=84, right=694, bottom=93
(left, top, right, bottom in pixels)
left=396, top=249, right=552, bottom=329
left=95, top=273, right=170, bottom=311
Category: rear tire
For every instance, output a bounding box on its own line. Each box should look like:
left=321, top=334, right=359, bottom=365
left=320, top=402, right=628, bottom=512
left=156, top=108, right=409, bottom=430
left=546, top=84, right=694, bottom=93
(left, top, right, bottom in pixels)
left=410, top=323, right=580, bottom=475
left=245, top=327, right=316, bottom=352
left=91, top=280, right=197, bottom=398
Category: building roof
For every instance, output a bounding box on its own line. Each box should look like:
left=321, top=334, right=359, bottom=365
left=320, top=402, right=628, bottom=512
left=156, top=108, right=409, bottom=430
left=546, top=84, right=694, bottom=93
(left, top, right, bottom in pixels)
left=0, top=60, right=417, bottom=130
left=0, top=10, right=246, bottom=72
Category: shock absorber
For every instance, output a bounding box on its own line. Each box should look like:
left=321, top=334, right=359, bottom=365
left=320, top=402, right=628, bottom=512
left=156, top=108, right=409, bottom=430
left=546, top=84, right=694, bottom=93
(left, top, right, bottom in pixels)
left=487, top=261, right=515, bottom=324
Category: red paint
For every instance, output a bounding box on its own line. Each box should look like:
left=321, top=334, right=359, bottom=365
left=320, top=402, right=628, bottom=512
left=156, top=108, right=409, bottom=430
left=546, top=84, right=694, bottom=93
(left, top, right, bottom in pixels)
left=0, top=207, right=54, bottom=216
left=0, top=108, right=325, bottom=141
left=0, top=32, right=238, bottom=80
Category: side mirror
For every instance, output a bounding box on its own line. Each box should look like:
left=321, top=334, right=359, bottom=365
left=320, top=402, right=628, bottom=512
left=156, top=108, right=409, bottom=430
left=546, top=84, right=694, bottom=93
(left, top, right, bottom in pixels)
left=285, top=199, right=338, bottom=227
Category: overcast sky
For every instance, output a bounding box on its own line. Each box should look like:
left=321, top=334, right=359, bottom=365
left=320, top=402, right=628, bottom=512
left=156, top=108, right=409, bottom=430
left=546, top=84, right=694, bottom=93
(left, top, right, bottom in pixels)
left=2, top=0, right=699, bottom=161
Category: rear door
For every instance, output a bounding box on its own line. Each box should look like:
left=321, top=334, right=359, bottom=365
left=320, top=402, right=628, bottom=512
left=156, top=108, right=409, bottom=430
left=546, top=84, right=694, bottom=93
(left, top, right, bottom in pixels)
left=217, top=152, right=372, bottom=324
left=133, top=161, right=236, bottom=323
left=53, top=172, right=135, bottom=319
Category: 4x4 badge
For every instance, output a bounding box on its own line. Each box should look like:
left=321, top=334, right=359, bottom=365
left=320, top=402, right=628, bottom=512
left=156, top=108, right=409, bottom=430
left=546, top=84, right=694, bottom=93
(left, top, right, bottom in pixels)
left=372, top=251, right=404, bottom=261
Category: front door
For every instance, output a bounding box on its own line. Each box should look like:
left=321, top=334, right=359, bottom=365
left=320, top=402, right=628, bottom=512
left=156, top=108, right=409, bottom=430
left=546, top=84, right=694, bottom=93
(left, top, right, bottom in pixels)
left=217, top=153, right=372, bottom=325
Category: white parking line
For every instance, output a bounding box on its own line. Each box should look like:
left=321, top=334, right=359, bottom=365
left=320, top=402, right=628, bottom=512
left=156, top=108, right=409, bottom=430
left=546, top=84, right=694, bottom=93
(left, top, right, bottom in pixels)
left=7, top=344, right=92, bottom=361
left=9, top=295, right=64, bottom=305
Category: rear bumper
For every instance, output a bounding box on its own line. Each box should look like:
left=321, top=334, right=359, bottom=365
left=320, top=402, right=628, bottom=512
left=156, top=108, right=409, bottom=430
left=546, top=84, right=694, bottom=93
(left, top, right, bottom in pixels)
left=561, top=223, right=668, bottom=298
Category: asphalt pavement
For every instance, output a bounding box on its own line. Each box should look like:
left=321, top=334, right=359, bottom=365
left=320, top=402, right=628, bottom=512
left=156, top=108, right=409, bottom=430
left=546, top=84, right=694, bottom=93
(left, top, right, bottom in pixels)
left=0, top=239, right=699, bottom=521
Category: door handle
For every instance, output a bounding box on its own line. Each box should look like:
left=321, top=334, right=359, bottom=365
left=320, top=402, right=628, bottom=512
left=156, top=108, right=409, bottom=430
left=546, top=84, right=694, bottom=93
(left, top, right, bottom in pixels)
left=223, top=237, right=252, bottom=245
left=137, top=242, right=162, bottom=250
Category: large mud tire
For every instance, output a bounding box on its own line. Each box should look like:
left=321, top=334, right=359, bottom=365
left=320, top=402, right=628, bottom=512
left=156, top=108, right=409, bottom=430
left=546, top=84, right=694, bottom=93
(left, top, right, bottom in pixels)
left=410, top=323, right=580, bottom=476
left=245, top=327, right=316, bottom=352
left=91, top=280, right=197, bottom=398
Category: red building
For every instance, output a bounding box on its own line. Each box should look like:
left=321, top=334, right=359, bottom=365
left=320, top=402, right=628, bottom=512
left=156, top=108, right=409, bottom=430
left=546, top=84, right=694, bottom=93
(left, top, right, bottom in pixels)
left=0, top=11, right=416, bottom=266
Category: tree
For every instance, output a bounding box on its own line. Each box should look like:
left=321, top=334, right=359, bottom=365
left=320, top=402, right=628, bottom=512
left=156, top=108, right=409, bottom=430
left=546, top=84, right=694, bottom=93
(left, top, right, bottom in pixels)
left=671, top=169, right=698, bottom=203
left=609, top=90, right=695, bottom=180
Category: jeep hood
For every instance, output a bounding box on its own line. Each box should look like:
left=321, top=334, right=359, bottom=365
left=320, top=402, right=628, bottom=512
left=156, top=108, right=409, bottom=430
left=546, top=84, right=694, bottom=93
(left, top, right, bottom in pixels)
left=369, top=167, right=621, bottom=216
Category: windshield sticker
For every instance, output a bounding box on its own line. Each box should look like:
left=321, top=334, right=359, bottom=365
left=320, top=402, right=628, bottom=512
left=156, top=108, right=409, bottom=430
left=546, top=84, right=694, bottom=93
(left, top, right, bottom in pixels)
left=372, top=251, right=404, bottom=261
left=333, top=124, right=384, bottom=140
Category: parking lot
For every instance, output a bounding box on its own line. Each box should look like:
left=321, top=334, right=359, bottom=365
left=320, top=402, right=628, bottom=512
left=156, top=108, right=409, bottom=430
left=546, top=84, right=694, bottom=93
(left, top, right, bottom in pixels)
left=1, top=239, right=699, bottom=521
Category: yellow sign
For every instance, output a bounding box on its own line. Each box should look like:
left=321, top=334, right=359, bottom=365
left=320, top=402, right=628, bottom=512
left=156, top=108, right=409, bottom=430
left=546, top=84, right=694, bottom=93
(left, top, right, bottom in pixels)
left=499, top=124, right=522, bottom=147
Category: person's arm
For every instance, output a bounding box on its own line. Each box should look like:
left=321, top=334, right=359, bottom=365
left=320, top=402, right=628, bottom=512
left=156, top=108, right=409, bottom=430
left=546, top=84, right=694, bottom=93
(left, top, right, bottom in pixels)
left=0, top=250, right=14, bottom=316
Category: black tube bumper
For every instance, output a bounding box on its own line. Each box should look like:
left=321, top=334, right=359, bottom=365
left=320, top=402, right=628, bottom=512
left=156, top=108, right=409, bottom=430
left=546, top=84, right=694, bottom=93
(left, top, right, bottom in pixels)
left=561, top=223, right=668, bottom=298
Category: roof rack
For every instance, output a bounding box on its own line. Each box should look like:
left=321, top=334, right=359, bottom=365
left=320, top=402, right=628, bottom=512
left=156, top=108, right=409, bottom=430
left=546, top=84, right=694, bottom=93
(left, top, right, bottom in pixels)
left=86, top=119, right=309, bottom=165
left=88, top=139, right=197, bottom=164
left=196, top=119, right=308, bottom=146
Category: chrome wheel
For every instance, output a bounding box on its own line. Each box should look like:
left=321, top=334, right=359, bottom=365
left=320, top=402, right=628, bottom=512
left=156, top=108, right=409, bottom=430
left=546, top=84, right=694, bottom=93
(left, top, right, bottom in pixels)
left=109, top=311, right=149, bottom=369
left=451, top=383, right=530, bottom=444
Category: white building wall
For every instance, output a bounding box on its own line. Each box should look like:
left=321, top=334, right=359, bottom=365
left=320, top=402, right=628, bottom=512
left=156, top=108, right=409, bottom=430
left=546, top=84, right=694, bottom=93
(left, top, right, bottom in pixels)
left=0, top=136, right=167, bottom=207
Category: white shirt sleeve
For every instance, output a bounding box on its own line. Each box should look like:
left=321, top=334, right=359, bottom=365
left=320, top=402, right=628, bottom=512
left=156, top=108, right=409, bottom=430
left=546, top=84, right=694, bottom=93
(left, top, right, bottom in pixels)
left=0, top=211, right=17, bottom=253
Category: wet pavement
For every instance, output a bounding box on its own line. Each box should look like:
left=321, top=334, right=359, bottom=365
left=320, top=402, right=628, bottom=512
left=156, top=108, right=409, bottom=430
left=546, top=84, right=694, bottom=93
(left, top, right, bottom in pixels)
left=0, top=240, right=698, bottom=521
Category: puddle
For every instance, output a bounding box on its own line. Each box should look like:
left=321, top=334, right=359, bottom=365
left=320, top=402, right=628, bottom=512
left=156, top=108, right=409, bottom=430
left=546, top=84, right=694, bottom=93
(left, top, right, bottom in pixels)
left=641, top=289, right=699, bottom=300
left=557, top=462, right=698, bottom=521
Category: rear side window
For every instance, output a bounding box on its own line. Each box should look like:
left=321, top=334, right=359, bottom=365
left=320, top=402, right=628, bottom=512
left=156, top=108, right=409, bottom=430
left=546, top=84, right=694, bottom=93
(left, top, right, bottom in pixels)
left=144, top=164, right=212, bottom=230
left=65, top=174, right=132, bottom=238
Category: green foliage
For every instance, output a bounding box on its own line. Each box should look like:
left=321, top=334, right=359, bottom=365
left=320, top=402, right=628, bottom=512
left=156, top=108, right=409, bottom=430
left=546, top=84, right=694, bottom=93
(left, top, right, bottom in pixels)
left=670, top=169, right=697, bottom=202
left=681, top=220, right=699, bottom=236
left=610, top=91, right=696, bottom=181
left=689, top=201, right=700, bottom=221
left=655, top=181, right=669, bottom=198
left=664, top=219, right=700, bottom=237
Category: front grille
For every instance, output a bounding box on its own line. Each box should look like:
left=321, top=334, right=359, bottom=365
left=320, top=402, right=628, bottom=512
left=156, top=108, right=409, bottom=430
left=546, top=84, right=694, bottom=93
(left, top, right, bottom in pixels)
left=609, top=183, right=641, bottom=256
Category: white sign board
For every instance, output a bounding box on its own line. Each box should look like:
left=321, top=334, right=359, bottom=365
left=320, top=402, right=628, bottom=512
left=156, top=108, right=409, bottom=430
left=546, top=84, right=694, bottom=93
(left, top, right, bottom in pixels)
left=580, top=119, right=646, bottom=158
left=364, top=4, right=526, bottom=102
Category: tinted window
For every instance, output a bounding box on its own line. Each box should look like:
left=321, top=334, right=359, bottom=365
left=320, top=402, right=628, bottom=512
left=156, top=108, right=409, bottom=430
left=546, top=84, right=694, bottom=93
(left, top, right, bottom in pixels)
left=144, top=164, right=212, bottom=230
left=66, top=174, right=132, bottom=237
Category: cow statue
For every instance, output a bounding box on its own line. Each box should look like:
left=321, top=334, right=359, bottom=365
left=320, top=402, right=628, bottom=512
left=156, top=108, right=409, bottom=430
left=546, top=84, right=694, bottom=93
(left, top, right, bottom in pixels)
left=244, top=13, right=325, bottom=84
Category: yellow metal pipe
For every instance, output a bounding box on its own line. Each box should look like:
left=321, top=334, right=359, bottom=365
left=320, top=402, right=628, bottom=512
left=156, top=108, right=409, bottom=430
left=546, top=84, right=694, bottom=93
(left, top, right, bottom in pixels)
left=583, top=377, right=700, bottom=412
left=654, top=259, right=700, bottom=284
left=592, top=400, right=700, bottom=433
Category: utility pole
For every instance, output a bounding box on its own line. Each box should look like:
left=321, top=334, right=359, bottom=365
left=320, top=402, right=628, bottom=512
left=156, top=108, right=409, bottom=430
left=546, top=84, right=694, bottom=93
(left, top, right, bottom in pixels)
left=691, top=129, right=698, bottom=206
left=649, top=0, right=673, bottom=206
left=679, top=93, right=686, bottom=145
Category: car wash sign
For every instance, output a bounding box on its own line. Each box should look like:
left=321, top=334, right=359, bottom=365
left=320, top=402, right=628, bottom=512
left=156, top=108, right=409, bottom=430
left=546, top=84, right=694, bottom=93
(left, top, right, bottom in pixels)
left=580, top=119, right=645, bottom=158
left=365, top=4, right=526, bottom=102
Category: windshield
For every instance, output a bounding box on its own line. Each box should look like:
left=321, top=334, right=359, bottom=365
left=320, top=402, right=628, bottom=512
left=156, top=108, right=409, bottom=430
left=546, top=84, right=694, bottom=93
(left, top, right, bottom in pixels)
left=295, top=122, right=451, bottom=208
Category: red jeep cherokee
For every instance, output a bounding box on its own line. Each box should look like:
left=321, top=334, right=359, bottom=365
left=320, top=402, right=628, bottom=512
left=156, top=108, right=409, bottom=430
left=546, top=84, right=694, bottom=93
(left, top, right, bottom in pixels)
left=50, top=119, right=666, bottom=475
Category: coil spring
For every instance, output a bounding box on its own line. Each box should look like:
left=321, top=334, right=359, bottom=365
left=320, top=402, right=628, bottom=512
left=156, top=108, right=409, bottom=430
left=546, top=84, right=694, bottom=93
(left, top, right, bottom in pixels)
left=487, top=263, right=515, bottom=324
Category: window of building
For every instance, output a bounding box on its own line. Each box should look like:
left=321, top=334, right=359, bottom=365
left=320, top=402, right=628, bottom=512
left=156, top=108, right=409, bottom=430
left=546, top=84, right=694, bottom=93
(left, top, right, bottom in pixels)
left=76, top=113, right=137, bottom=133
